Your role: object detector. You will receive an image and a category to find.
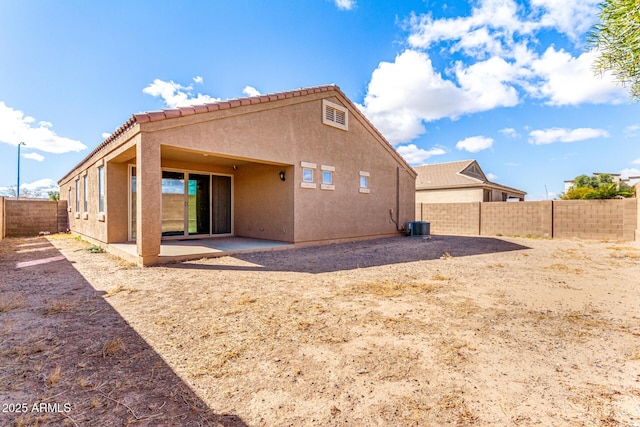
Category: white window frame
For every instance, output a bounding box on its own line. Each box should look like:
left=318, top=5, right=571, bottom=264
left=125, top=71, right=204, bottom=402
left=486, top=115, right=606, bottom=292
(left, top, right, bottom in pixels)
left=75, top=178, right=80, bottom=212
left=359, top=171, right=370, bottom=193
left=98, top=166, right=105, bottom=213
left=300, top=161, right=317, bottom=189
left=83, top=174, right=88, bottom=213
left=322, top=99, right=348, bottom=131
left=303, top=168, right=314, bottom=183
left=321, top=165, right=335, bottom=191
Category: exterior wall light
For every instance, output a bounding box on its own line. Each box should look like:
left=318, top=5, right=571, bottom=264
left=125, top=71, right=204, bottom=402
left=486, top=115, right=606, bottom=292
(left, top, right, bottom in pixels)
left=279, top=171, right=286, bottom=181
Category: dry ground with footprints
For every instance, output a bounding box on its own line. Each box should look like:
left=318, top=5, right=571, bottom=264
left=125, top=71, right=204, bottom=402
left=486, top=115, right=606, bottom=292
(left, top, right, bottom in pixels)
left=1, top=233, right=639, bottom=426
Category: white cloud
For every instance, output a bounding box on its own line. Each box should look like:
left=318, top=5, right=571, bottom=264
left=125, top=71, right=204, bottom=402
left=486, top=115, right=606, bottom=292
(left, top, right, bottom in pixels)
left=0, top=102, right=87, bottom=154
left=334, top=0, right=355, bottom=10
left=143, top=78, right=221, bottom=108
left=530, top=0, right=600, bottom=40
left=22, top=178, right=58, bottom=193
left=359, top=0, right=627, bottom=146
left=632, top=158, right=640, bottom=165
left=395, top=144, right=446, bottom=165
left=486, top=172, right=499, bottom=181
left=23, top=152, right=45, bottom=162
left=624, top=125, right=640, bottom=137
left=528, top=127, right=610, bottom=145
left=408, top=0, right=599, bottom=51
left=407, top=0, right=533, bottom=54
left=0, top=178, right=59, bottom=198
left=358, top=50, right=518, bottom=144
left=193, top=76, right=203, bottom=84
left=499, top=128, right=520, bottom=138
left=101, top=132, right=111, bottom=139
left=527, top=48, right=628, bottom=105
left=456, top=135, right=494, bottom=152
left=242, top=86, right=261, bottom=97
left=620, top=168, right=640, bottom=179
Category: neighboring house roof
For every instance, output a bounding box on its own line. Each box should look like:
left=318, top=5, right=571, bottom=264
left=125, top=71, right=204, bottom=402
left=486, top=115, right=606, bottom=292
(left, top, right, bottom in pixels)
left=60, top=84, right=415, bottom=182
left=414, top=160, right=526, bottom=195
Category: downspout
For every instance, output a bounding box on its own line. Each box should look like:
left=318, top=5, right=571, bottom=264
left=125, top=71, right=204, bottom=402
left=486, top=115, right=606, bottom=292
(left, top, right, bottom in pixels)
left=389, top=166, right=406, bottom=233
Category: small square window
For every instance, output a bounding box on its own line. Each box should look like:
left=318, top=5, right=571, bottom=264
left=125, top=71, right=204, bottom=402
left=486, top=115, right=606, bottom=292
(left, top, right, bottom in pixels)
left=303, top=168, right=313, bottom=182
left=360, top=176, right=368, bottom=188
left=322, top=171, right=332, bottom=185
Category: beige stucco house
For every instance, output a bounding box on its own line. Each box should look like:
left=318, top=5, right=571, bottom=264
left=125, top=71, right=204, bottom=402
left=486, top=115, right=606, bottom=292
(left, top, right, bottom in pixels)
left=58, top=85, right=416, bottom=265
left=414, top=160, right=526, bottom=203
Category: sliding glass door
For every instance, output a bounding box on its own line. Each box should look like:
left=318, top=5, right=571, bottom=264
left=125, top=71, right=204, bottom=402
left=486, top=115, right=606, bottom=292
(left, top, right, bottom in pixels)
left=212, top=175, right=232, bottom=234
left=188, top=174, right=211, bottom=235
left=129, top=167, right=232, bottom=240
left=162, top=171, right=186, bottom=237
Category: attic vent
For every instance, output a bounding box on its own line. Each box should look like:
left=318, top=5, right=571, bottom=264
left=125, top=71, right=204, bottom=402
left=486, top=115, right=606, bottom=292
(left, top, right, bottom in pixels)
left=322, top=99, right=348, bottom=131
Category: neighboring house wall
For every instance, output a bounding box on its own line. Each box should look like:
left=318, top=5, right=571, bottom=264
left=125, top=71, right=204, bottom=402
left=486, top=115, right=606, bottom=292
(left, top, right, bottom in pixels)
left=415, top=188, right=482, bottom=204
left=418, top=198, right=638, bottom=241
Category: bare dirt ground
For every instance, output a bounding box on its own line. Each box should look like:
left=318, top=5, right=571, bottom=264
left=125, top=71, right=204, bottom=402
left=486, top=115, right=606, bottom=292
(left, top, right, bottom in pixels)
left=1, top=234, right=639, bottom=426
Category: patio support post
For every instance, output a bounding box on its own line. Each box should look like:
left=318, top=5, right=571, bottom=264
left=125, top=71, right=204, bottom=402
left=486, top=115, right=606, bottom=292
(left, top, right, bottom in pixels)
left=136, top=138, right=161, bottom=265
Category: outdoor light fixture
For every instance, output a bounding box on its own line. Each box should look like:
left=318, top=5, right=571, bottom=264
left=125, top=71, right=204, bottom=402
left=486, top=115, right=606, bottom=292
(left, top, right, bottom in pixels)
left=17, top=141, right=25, bottom=200
left=279, top=171, right=286, bottom=181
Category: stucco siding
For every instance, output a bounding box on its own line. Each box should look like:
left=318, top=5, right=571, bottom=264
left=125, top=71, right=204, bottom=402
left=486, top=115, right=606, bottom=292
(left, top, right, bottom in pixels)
left=58, top=87, right=416, bottom=262
left=416, top=188, right=482, bottom=204
left=234, top=163, right=294, bottom=242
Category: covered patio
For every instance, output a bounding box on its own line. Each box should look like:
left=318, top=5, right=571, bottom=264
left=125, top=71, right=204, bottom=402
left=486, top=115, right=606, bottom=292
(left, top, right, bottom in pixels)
left=109, top=236, right=293, bottom=265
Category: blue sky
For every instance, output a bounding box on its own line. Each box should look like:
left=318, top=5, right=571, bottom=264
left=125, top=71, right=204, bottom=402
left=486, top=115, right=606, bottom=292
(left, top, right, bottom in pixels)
left=1, top=0, right=639, bottom=200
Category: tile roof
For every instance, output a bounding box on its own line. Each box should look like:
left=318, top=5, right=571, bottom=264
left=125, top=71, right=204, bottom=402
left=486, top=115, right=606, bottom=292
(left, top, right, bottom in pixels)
left=414, top=160, right=526, bottom=195
left=414, top=160, right=478, bottom=188
left=60, top=84, right=415, bottom=182
left=80, top=85, right=338, bottom=170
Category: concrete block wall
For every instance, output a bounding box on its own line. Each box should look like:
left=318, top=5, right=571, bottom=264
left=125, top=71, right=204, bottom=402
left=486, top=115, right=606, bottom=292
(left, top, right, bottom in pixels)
left=481, top=201, right=552, bottom=237
left=0, top=197, right=5, bottom=241
left=57, top=200, right=69, bottom=233
left=418, top=202, right=480, bottom=235
left=637, top=183, right=640, bottom=242
left=418, top=198, right=638, bottom=242
left=3, top=199, right=68, bottom=238
left=553, top=199, right=636, bottom=241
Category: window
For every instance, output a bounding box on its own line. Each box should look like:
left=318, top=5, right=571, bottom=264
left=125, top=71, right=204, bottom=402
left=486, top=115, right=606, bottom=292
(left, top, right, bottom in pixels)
left=303, top=168, right=313, bottom=183
left=300, top=161, right=317, bottom=189
left=322, top=99, right=348, bottom=131
left=359, top=171, right=370, bottom=193
left=83, top=175, right=88, bottom=212
left=75, top=179, right=80, bottom=211
left=98, top=166, right=105, bottom=213
left=320, top=165, right=335, bottom=190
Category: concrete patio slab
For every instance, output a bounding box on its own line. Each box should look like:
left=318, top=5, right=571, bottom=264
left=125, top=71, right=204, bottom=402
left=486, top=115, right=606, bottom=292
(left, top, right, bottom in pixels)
left=109, top=237, right=293, bottom=265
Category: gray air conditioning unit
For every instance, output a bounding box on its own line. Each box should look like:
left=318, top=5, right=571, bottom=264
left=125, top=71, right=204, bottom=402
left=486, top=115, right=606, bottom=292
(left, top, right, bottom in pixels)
left=408, top=221, right=430, bottom=237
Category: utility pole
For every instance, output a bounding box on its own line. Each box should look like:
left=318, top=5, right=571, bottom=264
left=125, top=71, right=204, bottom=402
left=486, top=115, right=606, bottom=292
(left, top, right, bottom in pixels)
left=17, top=142, right=25, bottom=200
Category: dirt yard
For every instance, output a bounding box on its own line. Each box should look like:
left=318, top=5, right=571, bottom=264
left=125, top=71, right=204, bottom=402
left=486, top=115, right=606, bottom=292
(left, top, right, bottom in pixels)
left=1, top=234, right=639, bottom=426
